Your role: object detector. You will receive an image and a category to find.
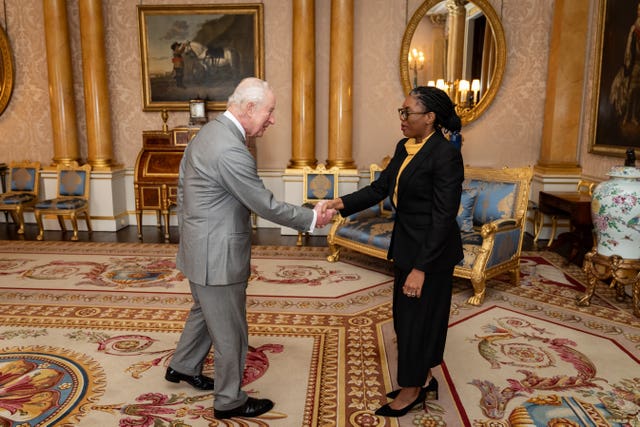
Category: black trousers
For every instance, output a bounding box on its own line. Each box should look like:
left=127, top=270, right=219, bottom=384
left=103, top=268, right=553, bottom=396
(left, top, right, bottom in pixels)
left=392, top=265, right=454, bottom=387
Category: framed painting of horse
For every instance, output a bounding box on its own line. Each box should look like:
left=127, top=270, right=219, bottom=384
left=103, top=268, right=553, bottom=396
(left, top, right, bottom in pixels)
left=137, top=4, right=264, bottom=112
left=588, top=0, right=640, bottom=158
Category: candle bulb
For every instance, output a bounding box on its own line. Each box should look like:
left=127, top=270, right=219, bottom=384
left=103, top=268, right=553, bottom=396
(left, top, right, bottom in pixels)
left=471, top=79, right=480, bottom=104
left=458, top=79, right=470, bottom=105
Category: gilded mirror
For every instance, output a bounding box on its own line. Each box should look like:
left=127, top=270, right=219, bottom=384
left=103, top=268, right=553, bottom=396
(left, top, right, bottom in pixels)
left=0, top=25, right=14, bottom=116
left=400, top=0, right=506, bottom=125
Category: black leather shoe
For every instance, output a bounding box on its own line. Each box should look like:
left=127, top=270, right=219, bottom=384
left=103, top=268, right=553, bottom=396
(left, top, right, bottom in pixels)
left=165, top=367, right=214, bottom=390
left=375, top=387, right=427, bottom=417
left=214, top=397, right=274, bottom=419
left=386, top=377, right=438, bottom=400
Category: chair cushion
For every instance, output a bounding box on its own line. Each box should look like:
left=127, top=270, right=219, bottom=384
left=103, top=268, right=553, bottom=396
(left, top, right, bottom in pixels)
left=457, top=187, right=478, bottom=232
left=336, top=207, right=393, bottom=251
left=464, top=179, right=518, bottom=225
left=0, top=193, right=35, bottom=204
left=36, top=198, right=87, bottom=210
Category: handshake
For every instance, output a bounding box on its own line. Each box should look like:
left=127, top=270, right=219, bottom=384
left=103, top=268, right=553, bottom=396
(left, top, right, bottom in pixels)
left=313, top=201, right=337, bottom=228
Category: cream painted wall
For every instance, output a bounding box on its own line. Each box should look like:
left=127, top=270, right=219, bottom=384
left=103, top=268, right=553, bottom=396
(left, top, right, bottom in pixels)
left=0, top=0, right=627, bottom=180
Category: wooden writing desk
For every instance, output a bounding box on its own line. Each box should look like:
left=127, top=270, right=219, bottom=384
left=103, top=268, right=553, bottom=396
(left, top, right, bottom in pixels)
left=134, top=128, right=199, bottom=242
left=538, top=191, right=593, bottom=264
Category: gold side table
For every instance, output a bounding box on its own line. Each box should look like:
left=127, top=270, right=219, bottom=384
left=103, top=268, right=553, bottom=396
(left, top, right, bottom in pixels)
left=578, top=250, right=640, bottom=317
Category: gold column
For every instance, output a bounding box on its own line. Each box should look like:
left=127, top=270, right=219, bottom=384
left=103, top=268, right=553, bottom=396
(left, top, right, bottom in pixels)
left=289, top=0, right=316, bottom=169
left=536, top=0, right=588, bottom=175
left=79, top=0, right=116, bottom=170
left=429, top=15, right=447, bottom=82
left=480, top=23, right=494, bottom=95
left=446, top=0, right=466, bottom=82
left=43, top=0, right=80, bottom=166
left=327, top=0, right=356, bottom=169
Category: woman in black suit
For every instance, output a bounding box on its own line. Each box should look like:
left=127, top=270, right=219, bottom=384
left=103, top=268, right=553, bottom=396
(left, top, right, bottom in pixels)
left=322, top=86, right=464, bottom=417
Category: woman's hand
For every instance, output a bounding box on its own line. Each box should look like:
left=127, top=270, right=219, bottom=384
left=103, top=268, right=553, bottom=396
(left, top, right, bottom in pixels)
left=321, top=198, right=344, bottom=213
left=402, top=269, right=425, bottom=298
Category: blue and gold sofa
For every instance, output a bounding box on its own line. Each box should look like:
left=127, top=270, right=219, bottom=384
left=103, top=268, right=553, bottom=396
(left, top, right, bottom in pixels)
left=326, top=165, right=534, bottom=306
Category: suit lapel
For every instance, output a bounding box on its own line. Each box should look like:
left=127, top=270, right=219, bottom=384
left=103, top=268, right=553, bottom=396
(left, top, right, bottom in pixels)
left=396, top=133, right=440, bottom=202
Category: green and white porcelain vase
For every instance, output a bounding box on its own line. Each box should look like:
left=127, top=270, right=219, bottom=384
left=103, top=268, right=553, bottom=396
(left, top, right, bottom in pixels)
left=590, top=166, right=640, bottom=259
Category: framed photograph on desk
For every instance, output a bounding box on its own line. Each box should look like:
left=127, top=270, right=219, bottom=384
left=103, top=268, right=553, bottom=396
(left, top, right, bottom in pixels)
left=137, top=4, right=264, bottom=112
left=173, top=127, right=200, bottom=146
left=588, top=0, right=640, bottom=158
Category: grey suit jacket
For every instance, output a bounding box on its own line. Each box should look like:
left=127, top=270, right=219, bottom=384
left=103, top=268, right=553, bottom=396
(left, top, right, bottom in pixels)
left=176, top=115, right=314, bottom=286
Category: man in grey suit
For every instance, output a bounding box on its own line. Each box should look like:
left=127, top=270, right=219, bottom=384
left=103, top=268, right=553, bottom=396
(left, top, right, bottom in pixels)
left=165, top=78, right=335, bottom=420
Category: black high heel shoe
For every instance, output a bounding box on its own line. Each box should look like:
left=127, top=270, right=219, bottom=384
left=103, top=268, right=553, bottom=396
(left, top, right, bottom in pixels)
left=375, top=387, right=427, bottom=417
left=385, top=377, right=438, bottom=400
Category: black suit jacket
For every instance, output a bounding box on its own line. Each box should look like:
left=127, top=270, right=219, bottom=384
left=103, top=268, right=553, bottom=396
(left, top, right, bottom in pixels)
left=340, top=131, right=464, bottom=272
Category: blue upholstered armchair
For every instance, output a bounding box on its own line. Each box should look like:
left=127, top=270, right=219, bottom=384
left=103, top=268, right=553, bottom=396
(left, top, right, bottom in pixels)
left=454, top=166, right=534, bottom=305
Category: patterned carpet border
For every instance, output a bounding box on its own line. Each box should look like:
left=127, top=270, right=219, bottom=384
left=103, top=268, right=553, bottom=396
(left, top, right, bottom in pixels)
left=0, top=240, right=395, bottom=274
left=2, top=240, right=639, bottom=426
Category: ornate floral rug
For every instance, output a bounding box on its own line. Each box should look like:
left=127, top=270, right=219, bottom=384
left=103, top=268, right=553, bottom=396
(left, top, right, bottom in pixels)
left=0, top=241, right=638, bottom=426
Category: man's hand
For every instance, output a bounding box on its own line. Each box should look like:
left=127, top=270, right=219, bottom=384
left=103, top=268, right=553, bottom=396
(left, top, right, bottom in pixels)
left=314, top=202, right=336, bottom=228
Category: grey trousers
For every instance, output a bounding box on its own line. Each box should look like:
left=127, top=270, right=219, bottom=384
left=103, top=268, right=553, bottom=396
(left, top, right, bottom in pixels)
left=169, top=280, right=249, bottom=410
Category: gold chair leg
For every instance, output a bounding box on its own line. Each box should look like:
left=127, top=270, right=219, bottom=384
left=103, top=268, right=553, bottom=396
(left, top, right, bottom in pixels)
left=547, top=216, right=558, bottom=247
left=8, top=211, right=19, bottom=227
left=511, top=268, right=520, bottom=285
left=85, top=211, right=92, bottom=233
left=70, top=214, right=79, bottom=241
left=15, top=207, right=25, bottom=234
left=35, top=210, right=45, bottom=241
left=532, top=211, right=544, bottom=246
left=57, top=216, right=67, bottom=232
left=296, top=231, right=303, bottom=246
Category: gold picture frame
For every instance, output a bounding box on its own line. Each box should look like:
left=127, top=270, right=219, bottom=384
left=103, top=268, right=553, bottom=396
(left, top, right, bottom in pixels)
left=137, top=4, right=264, bottom=112
left=588, top=0, right=640, bottom=158
left=0, top=25, right=15, bottom=116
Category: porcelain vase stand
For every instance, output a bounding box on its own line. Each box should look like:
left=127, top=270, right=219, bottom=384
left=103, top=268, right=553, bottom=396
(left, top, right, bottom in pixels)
left=578, top=249, right=640, bottom=317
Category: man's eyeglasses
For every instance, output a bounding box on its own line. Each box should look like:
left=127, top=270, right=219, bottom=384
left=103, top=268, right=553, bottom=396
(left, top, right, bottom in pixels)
left=398, top=107, right=429, bottom=121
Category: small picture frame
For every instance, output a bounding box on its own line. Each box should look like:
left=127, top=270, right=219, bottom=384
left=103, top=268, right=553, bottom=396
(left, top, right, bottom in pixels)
left=173, top=127, right=200, bottom=146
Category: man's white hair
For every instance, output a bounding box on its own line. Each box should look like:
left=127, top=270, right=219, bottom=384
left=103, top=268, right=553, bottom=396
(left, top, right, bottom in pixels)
left=227, top=77, right=271, bottom=108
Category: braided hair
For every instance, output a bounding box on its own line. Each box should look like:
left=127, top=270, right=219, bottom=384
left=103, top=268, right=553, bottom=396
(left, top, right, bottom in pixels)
left=409, top=86, right=461, bottom=133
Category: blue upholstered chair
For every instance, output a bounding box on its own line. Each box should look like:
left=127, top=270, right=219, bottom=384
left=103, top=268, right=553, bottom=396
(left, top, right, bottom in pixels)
left=369, top=156, right=393, bottom=216
left=34, top=162, right=92, bottom=241
left=297, top=164, right=339, bottom=246
left=0, top=161, right=41, bottom=234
